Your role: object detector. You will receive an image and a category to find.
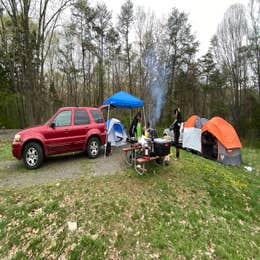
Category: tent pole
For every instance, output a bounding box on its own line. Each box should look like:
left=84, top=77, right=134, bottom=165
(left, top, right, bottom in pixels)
left=104, top=104, right=111, bottom=158
left=143, top=106, right=146, bottom=129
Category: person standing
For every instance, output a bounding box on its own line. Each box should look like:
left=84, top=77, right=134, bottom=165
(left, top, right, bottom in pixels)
left=129, top=111, right=142, bottom=138
left=173, top=107, right=182, bottom=160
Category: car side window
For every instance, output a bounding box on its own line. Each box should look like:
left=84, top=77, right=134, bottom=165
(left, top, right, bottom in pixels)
left=90, top=110, right=104, bottom=123
left=75, top=110, right=90, bottom=125
left=53, top=110, right=72, bottom=127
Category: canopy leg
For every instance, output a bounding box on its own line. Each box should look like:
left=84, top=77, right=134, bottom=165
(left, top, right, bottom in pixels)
left=143, top=106, right=146, bottom=129
left=104, top=105, right=111, bottom=158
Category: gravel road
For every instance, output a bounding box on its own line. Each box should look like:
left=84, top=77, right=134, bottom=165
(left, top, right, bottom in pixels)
left=0, top=131, right=127, bottom=189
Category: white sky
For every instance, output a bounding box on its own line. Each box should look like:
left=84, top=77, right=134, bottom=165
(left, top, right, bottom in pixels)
left=91, top=0, right=249, bottom=56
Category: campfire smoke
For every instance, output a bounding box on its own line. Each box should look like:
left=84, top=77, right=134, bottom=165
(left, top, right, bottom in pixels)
left=144, top=48, right=168, bottom=127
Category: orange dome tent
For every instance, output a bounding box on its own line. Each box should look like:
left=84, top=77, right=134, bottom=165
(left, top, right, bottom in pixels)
left=201, top=117, right=242, bottom=165
left=183, top=115, right=208, bottom=153
left=184, top=115, right=198, bottom=128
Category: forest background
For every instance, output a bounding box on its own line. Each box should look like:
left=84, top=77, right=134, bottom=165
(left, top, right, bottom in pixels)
left=0, top=0, right=259, bottom=145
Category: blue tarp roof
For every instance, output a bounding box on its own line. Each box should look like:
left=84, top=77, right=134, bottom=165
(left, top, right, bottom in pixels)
left=103, top=91, right=144, bottom=108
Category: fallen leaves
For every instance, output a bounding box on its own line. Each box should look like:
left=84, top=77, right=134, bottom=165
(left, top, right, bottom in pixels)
left=67, top=221, right=77, bottom=232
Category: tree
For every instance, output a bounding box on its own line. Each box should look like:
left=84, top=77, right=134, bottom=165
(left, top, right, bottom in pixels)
left=134, top=7, right=156, bottom=100
left=93, top=3, right=112, bottom=105
left=198, top=51, right=228, bottom=118
left=134, top=7, right=146, bottom=97
left=0, top=0, right=258, bottom=141
left=72, top=0, right=96, bottom=105
left=164, top=8, right=199, bottom=122
left=0, top=0, right=71, bottom=126
left=117, top=0, right=134, bottom=93
left=58, top=25, right=80, bottom=106
left=106, top=27, right=120, bottom=95
left=211, top=4, right=248, bottom=129
left=248, top=0, right=260, bottom=100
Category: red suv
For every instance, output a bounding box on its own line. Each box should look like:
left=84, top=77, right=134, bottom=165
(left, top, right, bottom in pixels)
left=12, top=107, right=106, bottom=169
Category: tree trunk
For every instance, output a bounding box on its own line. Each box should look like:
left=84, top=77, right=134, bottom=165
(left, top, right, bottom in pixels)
left=126, top=35, right=132, bottom=94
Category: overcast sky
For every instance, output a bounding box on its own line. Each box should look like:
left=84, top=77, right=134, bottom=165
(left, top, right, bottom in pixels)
left=91, top=0, right=249, bottom=56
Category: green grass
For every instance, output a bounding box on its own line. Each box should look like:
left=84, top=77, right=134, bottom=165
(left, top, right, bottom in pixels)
left=0, top=140, right=259, bottom=258
left=0, top=137, right=13, bottom=161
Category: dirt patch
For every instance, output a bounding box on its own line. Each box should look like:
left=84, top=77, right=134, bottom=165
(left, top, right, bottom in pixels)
left=0, top=146, right=127, bottom=189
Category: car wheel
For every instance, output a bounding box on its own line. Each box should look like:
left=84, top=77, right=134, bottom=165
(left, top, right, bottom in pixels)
left=23, top=142, right=44, bottom=169
left=87, top=137, right=100, bottom=159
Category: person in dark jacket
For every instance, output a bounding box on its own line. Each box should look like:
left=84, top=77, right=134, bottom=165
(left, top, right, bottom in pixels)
left=172, top=107, right=182, bottom=159
left=129, top=111, right=142, bottom=138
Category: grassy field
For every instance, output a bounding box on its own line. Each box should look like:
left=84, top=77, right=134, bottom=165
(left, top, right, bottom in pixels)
left=0, top=137, right=12, bottom=161
left=0, top=139, right=259, bottom=259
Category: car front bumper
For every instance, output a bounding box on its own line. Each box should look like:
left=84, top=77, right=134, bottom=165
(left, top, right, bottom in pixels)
left=12, top=142, right=23, bottom=160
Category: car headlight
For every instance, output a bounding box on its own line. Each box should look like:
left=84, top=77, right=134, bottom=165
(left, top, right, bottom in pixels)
left=14, top=134, right=21, bottom=142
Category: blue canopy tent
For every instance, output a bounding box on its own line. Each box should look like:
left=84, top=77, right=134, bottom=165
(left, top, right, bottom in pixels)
left=103, top=91, right=144, bottom=108
left=103, top=91, right=145, bottom=123
left=103, top=91, right=145, bottom=156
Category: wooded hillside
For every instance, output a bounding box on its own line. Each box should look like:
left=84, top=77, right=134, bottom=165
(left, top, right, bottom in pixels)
left=0, top=0, right=259, bottom=142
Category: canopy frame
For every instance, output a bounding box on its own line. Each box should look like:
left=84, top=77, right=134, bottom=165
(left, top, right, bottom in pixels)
left=103, top=91, right=146, bottom=157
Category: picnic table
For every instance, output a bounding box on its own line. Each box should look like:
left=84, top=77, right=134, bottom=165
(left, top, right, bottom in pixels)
left=122, top=140, right=170, bottom=175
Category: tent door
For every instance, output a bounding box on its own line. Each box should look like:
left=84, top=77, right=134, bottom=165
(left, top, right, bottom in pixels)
left=202, top=132, right=218, bottom=160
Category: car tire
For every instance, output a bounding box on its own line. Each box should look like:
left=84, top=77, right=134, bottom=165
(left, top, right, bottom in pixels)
left=87, top=137, right=100, bottom=159
left=23, top=142, right=44, bottom=169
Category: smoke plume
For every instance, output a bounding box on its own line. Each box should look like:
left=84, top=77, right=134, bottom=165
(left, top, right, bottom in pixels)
left=144, top=48, right=169, bottom=127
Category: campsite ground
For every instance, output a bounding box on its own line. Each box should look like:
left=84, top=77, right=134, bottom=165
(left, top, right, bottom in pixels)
left=0, top=135, right=125, bottom=189
left=0, top=132, right=259, bottom=259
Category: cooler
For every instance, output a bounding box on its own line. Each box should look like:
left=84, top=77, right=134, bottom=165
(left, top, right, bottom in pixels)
left=153, top=138, right=171, bottom=156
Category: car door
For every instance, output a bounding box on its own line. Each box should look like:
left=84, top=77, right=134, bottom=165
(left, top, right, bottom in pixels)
left=44, top=110, right=73, bottom=154
left=89, top=109, right=106, bottom=144
left=70, top=109, right=91, bottom=151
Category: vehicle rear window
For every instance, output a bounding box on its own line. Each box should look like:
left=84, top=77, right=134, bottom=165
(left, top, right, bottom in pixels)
left=90, top=110, right=104, bottom=123
left=75, top=110, right=90, bottom=125
left=53, top=110, right=72, bottom=127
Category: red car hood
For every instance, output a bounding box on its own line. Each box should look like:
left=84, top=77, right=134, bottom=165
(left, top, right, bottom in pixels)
left=17, top=125, right=48, bottom=136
